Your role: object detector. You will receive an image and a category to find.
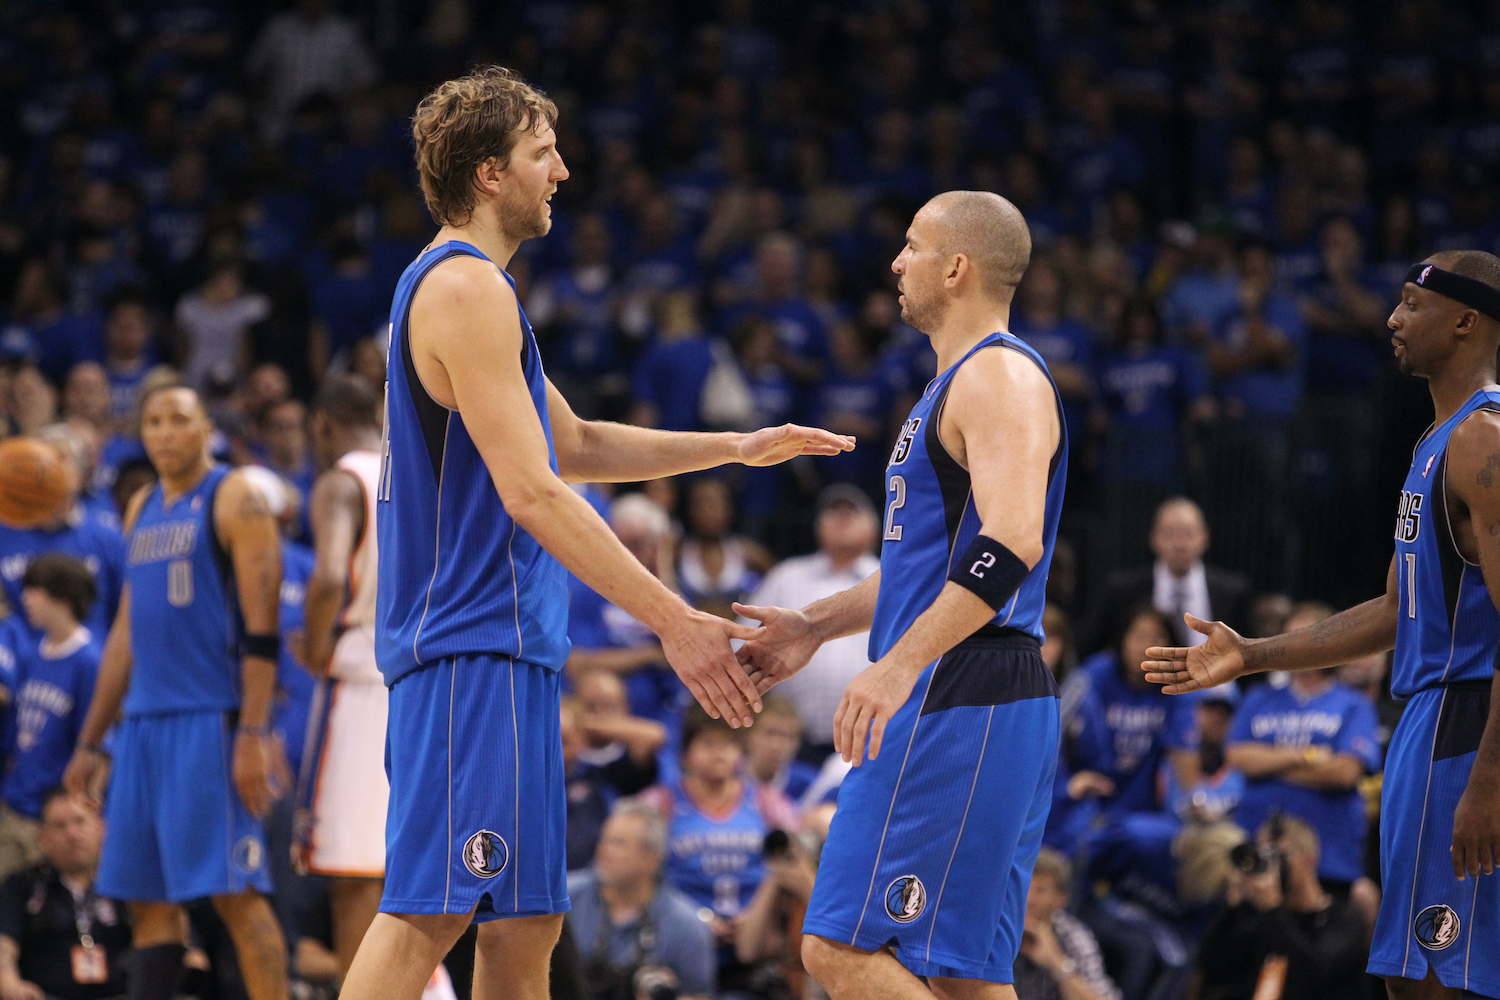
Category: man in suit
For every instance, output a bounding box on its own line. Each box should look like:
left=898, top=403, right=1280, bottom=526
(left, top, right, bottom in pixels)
left=1082, top=497, right=1251, bottom=654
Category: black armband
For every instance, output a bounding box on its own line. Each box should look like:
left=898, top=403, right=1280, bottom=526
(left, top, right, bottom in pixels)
left=947, top=536, right=1029, bottom=611
left=240, top=633, right=280, bottom=661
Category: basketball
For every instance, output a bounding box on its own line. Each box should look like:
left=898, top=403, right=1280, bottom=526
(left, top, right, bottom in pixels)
left=0, top=437, right=72, bottom=528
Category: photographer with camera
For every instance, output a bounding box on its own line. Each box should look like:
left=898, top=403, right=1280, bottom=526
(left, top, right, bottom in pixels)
left=733, top=803, right=835, bottom=999
left=1198, top=816, right=1365, bottom=1000
left=567, top=801, right=715, bottom=1000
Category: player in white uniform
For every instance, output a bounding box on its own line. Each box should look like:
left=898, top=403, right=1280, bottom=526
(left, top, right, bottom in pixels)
left=298, top=375, right=389, bottom=977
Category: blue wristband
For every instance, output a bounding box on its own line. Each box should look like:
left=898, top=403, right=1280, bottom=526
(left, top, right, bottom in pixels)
left=947, top=536, right=1029, bottom=610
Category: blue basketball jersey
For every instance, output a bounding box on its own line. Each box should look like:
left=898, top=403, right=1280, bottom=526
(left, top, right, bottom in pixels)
left=1392, top=388, right=1500, bottom=699
left=376, top=241, right=570, bottom=686
left=660, top=782, right=767, bottom=918
left=124, top=465, right=241, bottom=716
left=870, top=331, right=1067, bottom=659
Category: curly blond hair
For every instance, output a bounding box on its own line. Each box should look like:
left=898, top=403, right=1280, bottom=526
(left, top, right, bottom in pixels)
left=412, top=65, right=559, bottom=227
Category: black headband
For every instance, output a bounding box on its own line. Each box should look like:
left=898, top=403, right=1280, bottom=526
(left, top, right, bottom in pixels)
left=1406, top=263, right=1500, bottom=322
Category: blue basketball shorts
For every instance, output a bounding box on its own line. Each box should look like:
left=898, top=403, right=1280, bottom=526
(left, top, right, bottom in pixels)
left=1369, top=680, right=1500, bottom=996
left=802, top=631, right=1059, bottom=983
left=380, top=654, right=569, bottom=922
left=97, top=711, right=272, bottom=903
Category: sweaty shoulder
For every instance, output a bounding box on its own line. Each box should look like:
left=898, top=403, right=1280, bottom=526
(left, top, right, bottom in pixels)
left=1445, top=408, right=1500, bottom=496
left=943, top=342, right=1059, bottom=452
left=408, top=254, right=523, bottom=407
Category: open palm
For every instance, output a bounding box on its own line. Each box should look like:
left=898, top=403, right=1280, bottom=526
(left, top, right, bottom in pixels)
left=737, top=424, right=854, bottom=466
left=1141, top=613, right=1248, bottom=694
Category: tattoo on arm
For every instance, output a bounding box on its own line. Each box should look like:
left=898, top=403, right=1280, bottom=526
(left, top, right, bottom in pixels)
left=1478, top=452, right=1500, bottom=489
left=237, top=489, right=271, bottom=520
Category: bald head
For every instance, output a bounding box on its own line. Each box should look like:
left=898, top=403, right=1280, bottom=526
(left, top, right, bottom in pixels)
left=926, top=191, right=1032, bottom=298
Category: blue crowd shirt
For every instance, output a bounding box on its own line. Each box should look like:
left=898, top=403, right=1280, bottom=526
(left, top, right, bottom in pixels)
left=3, top=627, right=99, bottom=818
left=1063, top=652, right=1200, bottom=816
left=0, top=510, right=126, bottom=642
left=1210, top=293, right=1307, bottom=419
left=1229, top=680, right=1382, bottom=883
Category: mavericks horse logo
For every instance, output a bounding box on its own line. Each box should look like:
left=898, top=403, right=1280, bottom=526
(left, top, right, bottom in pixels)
left=463, top=830, right=509, bottom=879
left=885, top=875, right=926, bottom=923
left=1414, top=903, right=1460, bottom=950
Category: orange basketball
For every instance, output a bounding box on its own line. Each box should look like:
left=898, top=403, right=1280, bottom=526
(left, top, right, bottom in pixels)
left=0, top=437, right=73, bottom=528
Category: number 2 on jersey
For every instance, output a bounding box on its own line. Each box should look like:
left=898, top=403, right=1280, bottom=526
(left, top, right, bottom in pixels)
left=884, top=475, right=906, bottom=541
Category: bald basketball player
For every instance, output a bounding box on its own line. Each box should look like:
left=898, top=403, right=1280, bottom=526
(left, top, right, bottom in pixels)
left=738, top=191, right=1069, bottom=998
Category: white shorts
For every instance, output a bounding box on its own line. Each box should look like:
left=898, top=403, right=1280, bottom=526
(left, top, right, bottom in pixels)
left=302, top=628, right=389, bottom=877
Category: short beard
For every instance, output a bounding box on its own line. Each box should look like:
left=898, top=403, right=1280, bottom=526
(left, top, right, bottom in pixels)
left=900, top=288, right=949, bottom=334
left=499, top=188, right=550, bottom=243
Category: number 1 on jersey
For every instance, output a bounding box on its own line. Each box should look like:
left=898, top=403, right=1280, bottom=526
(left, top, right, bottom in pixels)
left=1405, top=551, right=1417, bottom=619
left=884, top=475, right=906, bottom=541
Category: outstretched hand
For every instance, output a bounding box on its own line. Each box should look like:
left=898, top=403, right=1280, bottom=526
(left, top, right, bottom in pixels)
left=733, top=602, right=824, bottom=694
left=661, top=609, right=766, bottom=727
left=1140, top=613, right=1249, bottom=694
left=737, top=424, right=855, bottom=467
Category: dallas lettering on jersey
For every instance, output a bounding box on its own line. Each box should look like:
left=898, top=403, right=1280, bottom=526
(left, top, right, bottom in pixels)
left=1249, top=711, right=1344, bottom=745
left=16, top=679, right=73, bottom=751
left=128, top=521, right=198, bottom=565
left=1395, top=490, right=1423, bottom=543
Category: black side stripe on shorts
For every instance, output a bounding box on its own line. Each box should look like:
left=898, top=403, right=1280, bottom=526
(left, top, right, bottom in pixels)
left=1434, top=679, right=1491, bottom=761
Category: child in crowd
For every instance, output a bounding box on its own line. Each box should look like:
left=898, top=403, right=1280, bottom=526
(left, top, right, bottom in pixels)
left=0, top=555, right=100, bottom=879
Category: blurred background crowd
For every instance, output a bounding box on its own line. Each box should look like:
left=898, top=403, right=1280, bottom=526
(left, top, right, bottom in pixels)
left=0, top=0, right=1492, bottom=998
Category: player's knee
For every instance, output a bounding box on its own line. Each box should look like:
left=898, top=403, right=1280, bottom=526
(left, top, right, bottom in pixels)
left=475, top=913, right=563, bottom=971
left=801, top=934, right=853, bottom=985
left=129, top=902, right=186, bottom=947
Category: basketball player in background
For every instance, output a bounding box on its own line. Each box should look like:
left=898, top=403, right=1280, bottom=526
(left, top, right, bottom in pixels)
left=62, top=384, right=289, bottom=1000
left=296, top=374, right=388, bottom=978
left=737, top=191, right=1066, bottom=998
left=1144, top=250, right=1500, bottom=1000
left=338, top=66, right=852, bottom=1000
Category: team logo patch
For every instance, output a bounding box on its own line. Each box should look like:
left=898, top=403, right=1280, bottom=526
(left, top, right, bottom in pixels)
left=233, top=836, right=263, bottom=874
left=1414, top=903, right=1461, bottom=950
left=885, top=875, right=926, bottom=923
left=463, top=830, right=509, bottom=879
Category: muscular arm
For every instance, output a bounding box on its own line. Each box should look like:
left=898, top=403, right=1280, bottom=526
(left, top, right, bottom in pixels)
left=215, top=473, right=281, bottom=733
left=546, top=382, right=853, bottom=483
left=802, top=572, right=881, bottom=642
left=1242, top=565, right=1399, bottom=674
left=302, top=469, right=363, bottom=678
left=410, top=258, right=760, bottom=724
left=1440, top=410, right=1500, bottom=877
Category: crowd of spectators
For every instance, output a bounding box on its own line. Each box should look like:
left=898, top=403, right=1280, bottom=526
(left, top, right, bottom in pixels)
left=0, top=0, right=1492, bottom=997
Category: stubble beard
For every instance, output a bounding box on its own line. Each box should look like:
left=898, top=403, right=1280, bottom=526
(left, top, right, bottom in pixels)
left=901, top=287, right=949, bottom=336
left=499, top=188, right=550, bottom=243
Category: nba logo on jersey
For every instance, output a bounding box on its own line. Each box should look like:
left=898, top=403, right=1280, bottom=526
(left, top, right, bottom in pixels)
left=885, top=875, right=926, bottom=923
left=1414, top=904, right=1460, bottom=950
left=1394, top=490, right=1423, bottom=542
left=462, top=830, right=508, bottom=879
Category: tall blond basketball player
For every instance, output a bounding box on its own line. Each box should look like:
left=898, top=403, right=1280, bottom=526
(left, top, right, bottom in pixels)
left=299, top=375, right=390, bottom=977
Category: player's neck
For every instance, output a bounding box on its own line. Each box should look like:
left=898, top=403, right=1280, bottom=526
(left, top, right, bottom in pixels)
left=1428, top=359, right=1499, bottom=426
left=160, top=458, right=213, bottom=504
left=931, top=301, right=1013, bottom=372
left=434, top=205, right=519, bottom=269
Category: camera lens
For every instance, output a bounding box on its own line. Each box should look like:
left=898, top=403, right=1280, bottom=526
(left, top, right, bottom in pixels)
left=763, top=829, right=791, bottom=860
left=1229, top=842, right=1268, bottom=875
